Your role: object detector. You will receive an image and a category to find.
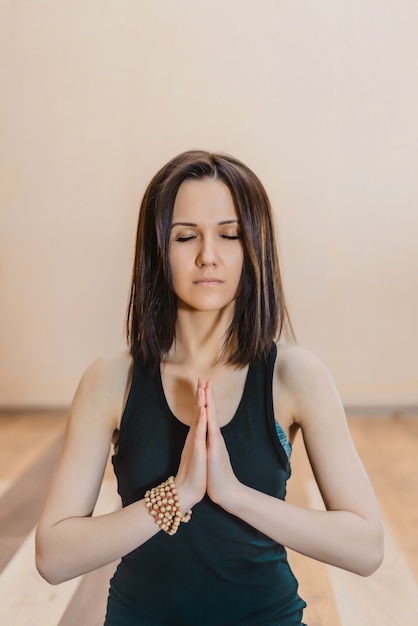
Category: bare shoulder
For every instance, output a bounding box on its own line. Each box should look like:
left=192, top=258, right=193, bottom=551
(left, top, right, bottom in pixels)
left=78, top=350, right=133, bottom=399
left=71, top=350, right=133, bottom=433
left=95, top=350, right=132, bottom=385
left=275, top=344, right=331, bottom=385
left=275, top=344, right=342, bottom=427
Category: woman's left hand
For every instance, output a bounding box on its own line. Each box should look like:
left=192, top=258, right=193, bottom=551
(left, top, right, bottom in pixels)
left=204, top=380, right=241, bottom=507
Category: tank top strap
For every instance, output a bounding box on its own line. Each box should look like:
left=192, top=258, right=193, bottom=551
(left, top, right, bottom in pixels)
left=112, top=359, right=153, bottom=457
left=253, top=343, right=292, bottom=471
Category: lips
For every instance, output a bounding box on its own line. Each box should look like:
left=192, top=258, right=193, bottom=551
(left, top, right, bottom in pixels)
left=193, top=277, right=224, bottom=285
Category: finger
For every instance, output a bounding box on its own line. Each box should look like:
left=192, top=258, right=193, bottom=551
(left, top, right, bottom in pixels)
left=188, top=379, right=206, bottom=435
left=204, top=380, right=212, bottom=410
left=196, top=378, right=207, bottom=408
left=190, top=379, right=208, bottom=437
left=205, top=381, right=216, bottom=416
left=205, top=382, right=221, bottom=436
left=195, top=405, right=207, bottom=439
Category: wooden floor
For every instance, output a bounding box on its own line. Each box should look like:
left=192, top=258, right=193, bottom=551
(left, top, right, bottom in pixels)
left=0, top=411, right=417, bottom=626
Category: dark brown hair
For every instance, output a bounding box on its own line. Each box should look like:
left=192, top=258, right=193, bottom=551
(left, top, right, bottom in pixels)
left=127, top=150, right=294, bottom=368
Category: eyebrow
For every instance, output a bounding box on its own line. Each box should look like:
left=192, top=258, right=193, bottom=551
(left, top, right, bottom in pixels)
left=171, top=219, right=239, bottom=228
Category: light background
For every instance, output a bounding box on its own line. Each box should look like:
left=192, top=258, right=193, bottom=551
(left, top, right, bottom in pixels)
left=1, top=0, right=417, bottom=408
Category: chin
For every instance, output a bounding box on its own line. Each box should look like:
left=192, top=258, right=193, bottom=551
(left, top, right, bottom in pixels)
left=177, top=297, right=236, bottom=313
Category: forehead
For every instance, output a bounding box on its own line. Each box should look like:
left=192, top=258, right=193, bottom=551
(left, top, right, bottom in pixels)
left=172, top=178, right=237, bottom=220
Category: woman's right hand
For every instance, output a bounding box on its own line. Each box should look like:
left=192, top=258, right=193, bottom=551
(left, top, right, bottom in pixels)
left=175, top=378, right=208, bottom=512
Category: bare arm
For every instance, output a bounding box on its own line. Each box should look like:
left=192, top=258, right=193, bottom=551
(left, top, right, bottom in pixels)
left=35, top=354, right=156, bottom=583
left=36, top=355, right=208, bottom=585
left=205, top=348, right=384, bottom=576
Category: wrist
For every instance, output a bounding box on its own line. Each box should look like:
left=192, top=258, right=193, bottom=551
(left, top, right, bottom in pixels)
left=174, top=477, right=201, bottom=513
left=144, top=476, right=192, bottom=536
left=212, top=478, right=244, bottom=514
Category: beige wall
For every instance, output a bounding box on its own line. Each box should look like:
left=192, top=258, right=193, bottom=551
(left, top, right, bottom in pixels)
left=1, top=0, right=417, bottom=407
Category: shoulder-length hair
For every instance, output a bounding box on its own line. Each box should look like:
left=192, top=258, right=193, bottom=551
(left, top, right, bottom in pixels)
left=127, top=150, right=294, bottom=369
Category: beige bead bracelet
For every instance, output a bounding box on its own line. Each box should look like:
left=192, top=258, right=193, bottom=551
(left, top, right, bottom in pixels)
left=144, top=476, right=192, bottom=536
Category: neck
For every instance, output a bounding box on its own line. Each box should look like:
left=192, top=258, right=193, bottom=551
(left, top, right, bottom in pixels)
left=168, top=305, right=236, bottom=370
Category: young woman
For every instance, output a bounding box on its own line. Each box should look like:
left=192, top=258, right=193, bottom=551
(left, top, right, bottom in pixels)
left=36, top=150, right=384, bottom=625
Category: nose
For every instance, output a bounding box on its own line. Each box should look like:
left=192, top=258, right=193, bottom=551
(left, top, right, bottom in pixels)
left=196, top=235, right=218, bottom=267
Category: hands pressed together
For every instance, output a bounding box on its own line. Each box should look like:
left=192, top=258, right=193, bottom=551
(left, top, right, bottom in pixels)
left=175, top=378, right=240, bottom=513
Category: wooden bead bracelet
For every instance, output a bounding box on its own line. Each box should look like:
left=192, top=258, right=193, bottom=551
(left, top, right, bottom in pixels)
left=144, top=476, right=192, bottom=536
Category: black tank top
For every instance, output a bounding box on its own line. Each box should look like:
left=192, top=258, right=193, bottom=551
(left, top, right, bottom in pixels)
left=105, top=344, right=306, bottom=625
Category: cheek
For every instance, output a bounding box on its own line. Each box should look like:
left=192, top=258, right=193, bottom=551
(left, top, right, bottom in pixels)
left=233, top=248, right=244, bottom=276
left=168, top=246, right=180, bottom=276
left=233, top=251, right=245, bottom=290
left=168, top=249, right=188, bottom=293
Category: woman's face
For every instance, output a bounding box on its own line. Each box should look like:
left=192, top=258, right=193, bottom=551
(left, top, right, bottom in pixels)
left=169, top=177, right=244, bottom=314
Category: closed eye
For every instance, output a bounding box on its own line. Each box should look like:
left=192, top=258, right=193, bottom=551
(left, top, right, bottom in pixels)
left=220, top=234, right=240, bottom=240
left=176, top=235, right=196, bottom=242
